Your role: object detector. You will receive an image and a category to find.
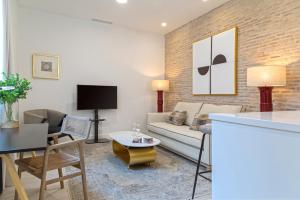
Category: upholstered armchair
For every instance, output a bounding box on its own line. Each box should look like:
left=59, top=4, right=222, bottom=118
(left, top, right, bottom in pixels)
left=24, top=109, right=74, bottom=141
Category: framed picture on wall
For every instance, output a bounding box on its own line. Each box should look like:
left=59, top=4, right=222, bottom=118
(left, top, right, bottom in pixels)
left=192, top=27, right=237, bottom=95
left=32, top=53, right=60, bottom=79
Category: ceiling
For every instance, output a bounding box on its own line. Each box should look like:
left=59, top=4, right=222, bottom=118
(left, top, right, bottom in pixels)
left=18, top=0, right=230, bottom=34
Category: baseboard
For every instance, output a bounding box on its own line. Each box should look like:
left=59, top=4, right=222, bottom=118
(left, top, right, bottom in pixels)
left=157, top=144, right=210, bottom=168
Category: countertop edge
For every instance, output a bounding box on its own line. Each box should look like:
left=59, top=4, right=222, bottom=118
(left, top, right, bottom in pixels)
left=209, top=112, right=300, bottom=133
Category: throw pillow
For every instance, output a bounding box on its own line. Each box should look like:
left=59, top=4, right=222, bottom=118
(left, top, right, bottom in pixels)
left=190, top=114, right=211, bottom=131
left=167, top=111, right=187, bottom=126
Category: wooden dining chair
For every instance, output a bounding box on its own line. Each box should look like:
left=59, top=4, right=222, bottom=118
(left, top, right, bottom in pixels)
left=14, top=116, right=92, bottom=200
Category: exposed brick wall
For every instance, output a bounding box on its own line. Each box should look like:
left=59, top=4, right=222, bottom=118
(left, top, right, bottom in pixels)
left=165, top=0, right=300, bottom=112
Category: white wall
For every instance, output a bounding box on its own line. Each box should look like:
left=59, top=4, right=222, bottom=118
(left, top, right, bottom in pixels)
left=17, top=7, right=165, bottom=135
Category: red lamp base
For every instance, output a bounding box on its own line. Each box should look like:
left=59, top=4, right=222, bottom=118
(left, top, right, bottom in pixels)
left=157, top=90, right=164, bottom=113
left=259, top=87, right=273, bottom=112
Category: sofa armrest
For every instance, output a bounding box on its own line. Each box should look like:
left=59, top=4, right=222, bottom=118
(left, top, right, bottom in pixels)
left=147, top=112, right=171, bottom=124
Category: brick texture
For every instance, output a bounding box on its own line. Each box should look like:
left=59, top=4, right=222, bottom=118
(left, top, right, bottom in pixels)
left=165, top=0, right=300, bottom=112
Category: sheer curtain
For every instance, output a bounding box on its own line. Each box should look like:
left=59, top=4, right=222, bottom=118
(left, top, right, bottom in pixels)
left=2, top=0, right=15, bottom=75
left=0, top=0, right=4, bottom=77
left=1, top=0, right=17, bottom=188
left=0, top=0, right=4, bottom=191
left=1, top=0, right=17, bottom=124
left=0, top=1, right=5, bottom=125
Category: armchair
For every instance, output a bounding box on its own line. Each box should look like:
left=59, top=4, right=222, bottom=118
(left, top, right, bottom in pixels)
left=24, top=109, right=74, bottom=141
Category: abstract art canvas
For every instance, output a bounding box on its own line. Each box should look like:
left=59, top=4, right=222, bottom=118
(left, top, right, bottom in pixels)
left=193, top=28, right=237, bottom=95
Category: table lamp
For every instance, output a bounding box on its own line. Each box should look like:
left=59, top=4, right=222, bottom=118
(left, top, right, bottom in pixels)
left=247, top=66, right=286, bottom=112
left=152, top=80, right=169, bottom=112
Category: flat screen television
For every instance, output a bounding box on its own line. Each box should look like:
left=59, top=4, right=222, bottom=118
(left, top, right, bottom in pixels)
left=77, top=85, right=117, bottom=110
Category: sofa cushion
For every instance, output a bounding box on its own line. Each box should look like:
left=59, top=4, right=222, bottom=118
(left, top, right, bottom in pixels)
left=147, top=122, right=204, bottom=148
left=199, top=104, right=243, bottom=115
left=173, top=102, right=203, bottom=126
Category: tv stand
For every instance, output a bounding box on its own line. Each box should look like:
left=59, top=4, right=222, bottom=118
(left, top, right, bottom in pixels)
left=86, top=109, right=110, bottom=144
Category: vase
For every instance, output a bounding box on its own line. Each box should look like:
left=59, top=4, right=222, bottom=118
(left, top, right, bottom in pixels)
left=2, top=102, right=19, bottom=128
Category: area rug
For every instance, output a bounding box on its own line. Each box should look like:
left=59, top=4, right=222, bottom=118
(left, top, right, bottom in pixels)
left=66, top=142, right=211, bottom=200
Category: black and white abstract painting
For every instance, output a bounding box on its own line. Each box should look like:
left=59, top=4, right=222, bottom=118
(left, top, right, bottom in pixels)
left=193, top=28, right=237, bottom=95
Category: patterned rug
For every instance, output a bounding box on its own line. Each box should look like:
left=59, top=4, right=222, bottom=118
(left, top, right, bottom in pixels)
left=67, top=142, right=211, bottom=200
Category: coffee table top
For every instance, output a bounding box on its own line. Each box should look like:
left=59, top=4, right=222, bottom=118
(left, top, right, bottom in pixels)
left=109, top=131, right=160, bottom=147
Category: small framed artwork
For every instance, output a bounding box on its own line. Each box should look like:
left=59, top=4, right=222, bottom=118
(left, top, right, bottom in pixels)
left=32, top=53, right=60, bottom=79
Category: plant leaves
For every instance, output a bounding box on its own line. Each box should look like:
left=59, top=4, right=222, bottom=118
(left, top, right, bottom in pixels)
left=0, top=72, right=31, bottom=104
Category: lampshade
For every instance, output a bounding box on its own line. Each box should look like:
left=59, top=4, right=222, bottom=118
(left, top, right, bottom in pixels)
left=152, top=80, right=169, bottom=91
left=247, top=66, right=286, bottom=87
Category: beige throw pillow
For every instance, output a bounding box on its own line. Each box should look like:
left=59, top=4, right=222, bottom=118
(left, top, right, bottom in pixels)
left=190, top=114, right=211, bottom=131
left=173, top=102, right=203, bottom=126
left=168, top=111, right=187, bottom=126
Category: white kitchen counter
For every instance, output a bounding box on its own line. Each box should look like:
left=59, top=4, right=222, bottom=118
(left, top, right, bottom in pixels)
left=210, top=111, right=300, bottom=133
left=210, top=111, right=300, bottom=200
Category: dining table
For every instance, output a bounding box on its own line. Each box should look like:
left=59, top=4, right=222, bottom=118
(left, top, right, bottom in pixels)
left=0, top=123, right=48, bottom=200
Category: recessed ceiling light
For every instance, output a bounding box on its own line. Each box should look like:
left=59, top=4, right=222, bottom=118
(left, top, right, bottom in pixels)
left=161, top=22, right=167, bottom=27
left=116, top=0, right=128, bottom=4
left=202, top=0, right=208, bottom=2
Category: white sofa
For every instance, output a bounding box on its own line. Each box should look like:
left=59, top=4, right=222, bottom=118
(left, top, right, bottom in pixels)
left=147, top=102, right=244, bottom=165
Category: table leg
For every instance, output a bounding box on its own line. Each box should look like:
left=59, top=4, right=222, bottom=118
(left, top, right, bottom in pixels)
left=112, top=140, right=156, bottom=166
left=0, top=154, right=29, bottom=200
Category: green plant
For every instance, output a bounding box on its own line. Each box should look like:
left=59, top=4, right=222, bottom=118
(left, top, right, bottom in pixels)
left=0, top=73, right=31, bottom=121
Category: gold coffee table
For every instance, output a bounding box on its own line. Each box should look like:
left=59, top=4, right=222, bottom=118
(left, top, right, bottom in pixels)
left=110, top=131, right=160, bottom=167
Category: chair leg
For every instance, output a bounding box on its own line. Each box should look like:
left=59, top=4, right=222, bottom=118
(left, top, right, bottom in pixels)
left=31, top=151, right=37, bottom=158
left=14, top=153, right=24, bottom=200
left=58, top=169, right=64, bottom=189
left=192, top=134, right=206, bottom=200
left=39, top=151, right=49, bottom=200
left=14, top=167, right=22, bottom=200
left=1, top=154, right=29, bottom=200
left=78, top=142, right=88, bottom=200
left=52, top=136, right=65, bottom=189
